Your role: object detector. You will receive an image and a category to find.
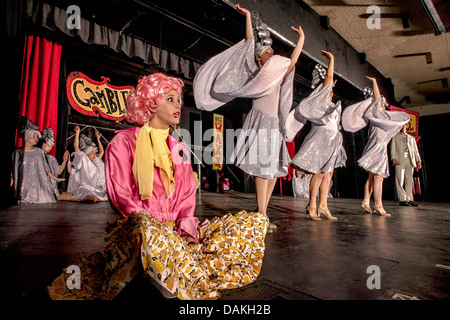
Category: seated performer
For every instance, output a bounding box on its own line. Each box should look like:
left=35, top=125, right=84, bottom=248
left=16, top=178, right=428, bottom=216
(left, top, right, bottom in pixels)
left=11, top=123, right=64, bottom=204
left=292, top=169, right=310, bottom=198
left=38, top=127, right=70, bottom=197
left=57, top=126, right=107, bottom=202
left=292, top=170, right=333, bottom=199
left=48, top=72, right=269, bottom=300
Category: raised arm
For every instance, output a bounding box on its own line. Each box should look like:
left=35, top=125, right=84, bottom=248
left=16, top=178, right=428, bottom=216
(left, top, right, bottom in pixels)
left=321, top=50, right=335, bottom=87
left=73, top=126, right=81, bottom=154
left=365, top=76, right=381, bottom=100
left=95, top=130, right=104, bottom=159
left=58, top=150, right=70, bottom=175
left=236, top=4, right=253, bottom=40
left=284, top=26, right=305, bottom=78
left=67, top=155, right=72, bottom=174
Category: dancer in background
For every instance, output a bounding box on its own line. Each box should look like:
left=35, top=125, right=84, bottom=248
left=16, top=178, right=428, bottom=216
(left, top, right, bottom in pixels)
left=292, top=169, right=310, bottom=198
left=292, top=170, right=333, bottom=199
left=48, top=73, right=268, bottom=300
left=11, top=127, right=65, bottom=204
left=285, top=50, right=346, bottom=221
left=193, top=4, right=305, bottom=231
left=58, top=126, right=107, bottom=202
left=38, top=127, right=70, bottom=196
left=342, top=76, right=410, bottom=216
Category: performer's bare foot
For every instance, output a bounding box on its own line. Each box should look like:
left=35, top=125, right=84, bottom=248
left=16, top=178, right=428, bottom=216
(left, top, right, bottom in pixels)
left=82, top=195, right=98, bottom=202
left=57, top=192, right=80, bottom=201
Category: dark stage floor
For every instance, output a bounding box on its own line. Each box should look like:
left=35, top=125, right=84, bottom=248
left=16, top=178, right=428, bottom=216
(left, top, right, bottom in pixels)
left=1, top=191, right=449, bottom=301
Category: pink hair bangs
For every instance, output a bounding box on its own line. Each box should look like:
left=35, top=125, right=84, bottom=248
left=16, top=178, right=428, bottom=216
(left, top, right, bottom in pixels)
left=125, top=73, right=184, bottom=126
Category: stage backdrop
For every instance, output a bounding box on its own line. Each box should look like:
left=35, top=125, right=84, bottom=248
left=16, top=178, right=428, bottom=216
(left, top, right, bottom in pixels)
left=16, top=35, right=62, bottom=156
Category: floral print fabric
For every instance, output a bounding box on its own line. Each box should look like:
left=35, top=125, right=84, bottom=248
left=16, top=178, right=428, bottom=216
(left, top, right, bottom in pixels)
left=48, top=210, right=268, bottom=300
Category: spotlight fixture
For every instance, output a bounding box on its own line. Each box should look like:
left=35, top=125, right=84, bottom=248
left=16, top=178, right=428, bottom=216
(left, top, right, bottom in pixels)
left=419, top=0, right=446, bottom=35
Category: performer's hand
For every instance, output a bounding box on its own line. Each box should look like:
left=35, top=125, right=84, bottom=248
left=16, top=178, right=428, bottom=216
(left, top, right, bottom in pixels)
left=416, top=161, right=422, bottom=170
left=365, top=76, right=376, bottom=82
left=291, top=26, right=304, bottom=39
left=181, top=232, right=199, bottom=245
left=321, top=50, right=334, bottom=60
left=63, top=150, right=70, bottom=162
left=392, top=159, right=399, bottom=166
left=236, top=4, right=250, bottom=16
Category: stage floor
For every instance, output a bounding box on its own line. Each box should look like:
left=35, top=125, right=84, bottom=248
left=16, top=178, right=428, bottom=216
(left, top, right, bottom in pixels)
left=1, top=191, right=449, bottom=300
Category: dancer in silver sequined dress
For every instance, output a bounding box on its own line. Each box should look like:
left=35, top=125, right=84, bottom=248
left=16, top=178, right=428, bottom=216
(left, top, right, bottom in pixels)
left=39, top=127, right=70, bottom=197
left=342, top=77, right=410, bottom=216
left=193, top=4, right=305, bottom=230
left=11, top=129, right=65, bottom=204
left=285, top=51, right=346, bottom=221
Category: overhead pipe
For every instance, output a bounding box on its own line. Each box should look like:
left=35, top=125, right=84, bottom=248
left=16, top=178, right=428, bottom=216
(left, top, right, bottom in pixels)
left=135, top=0, right=364, bottom=95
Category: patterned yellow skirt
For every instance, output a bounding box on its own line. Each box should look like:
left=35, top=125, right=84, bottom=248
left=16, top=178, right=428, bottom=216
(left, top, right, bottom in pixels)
left=47, top=210, right=268, bottom=300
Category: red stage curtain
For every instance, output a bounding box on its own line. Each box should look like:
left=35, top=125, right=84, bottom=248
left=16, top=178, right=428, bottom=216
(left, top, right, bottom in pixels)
left=16, top=35, right=62, bottom=156
left=279, top=140, right=297, bottom=195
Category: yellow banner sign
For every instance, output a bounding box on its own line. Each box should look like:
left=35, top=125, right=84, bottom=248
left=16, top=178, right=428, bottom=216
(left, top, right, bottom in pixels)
left=390, top=105, right=420, bottom=142
left=66, top=71, right=133, bottom=121
left=213, top=113, right=224, bottom=170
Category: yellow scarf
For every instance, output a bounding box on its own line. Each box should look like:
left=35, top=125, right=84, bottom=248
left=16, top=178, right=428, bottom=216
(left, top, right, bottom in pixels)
left=132, top=123, right=175, bottom=200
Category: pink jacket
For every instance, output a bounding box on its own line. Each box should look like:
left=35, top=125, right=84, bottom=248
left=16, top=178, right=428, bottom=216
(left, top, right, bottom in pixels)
left=105, top=127, right=199, bottom=240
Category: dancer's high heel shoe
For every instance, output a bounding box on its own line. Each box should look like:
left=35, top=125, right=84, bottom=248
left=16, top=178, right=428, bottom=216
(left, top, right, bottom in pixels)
left=265, top=219, right=274, bottom=234
left=306, top=205, right=321, bottom=221
left=373, top=205, right=391, bottom=217
left=261, top=213, right=277, bottom=233
left=318, top=207, right=338, bottom=220
left=362, top=201, right=372, bottom=214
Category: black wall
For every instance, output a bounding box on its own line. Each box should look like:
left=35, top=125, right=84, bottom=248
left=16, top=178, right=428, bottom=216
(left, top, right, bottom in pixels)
left=419, top=113, right=450, bottom=202
left=0, top=0, right=25, bottom=206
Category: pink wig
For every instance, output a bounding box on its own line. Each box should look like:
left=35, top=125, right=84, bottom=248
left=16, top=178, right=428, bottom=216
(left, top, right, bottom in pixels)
left=125, top=73, right=184, bottom=126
